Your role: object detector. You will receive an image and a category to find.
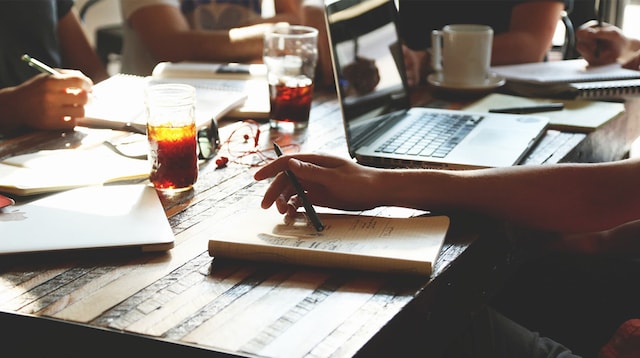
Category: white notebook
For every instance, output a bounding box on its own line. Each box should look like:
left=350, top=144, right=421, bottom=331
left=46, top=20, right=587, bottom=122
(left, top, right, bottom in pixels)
left=491, top=59, right=640, bottom=100
left=491, top=59, right=640, bottom=85
left=0, top=184, right=174, bottom=255
left=78, top=73, right=248, bottom=132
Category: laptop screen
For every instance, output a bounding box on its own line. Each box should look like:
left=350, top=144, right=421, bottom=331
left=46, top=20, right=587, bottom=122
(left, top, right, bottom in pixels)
left=325, top=0, right=410, bottom=155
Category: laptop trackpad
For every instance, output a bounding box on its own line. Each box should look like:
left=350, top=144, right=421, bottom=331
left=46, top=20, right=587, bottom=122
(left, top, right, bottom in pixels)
left=450, top=128, right=530, bottom=167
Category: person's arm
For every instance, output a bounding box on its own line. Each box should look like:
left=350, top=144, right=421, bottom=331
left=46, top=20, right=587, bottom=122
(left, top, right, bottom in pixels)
left=269, top=0, right=302, bottom=24
left=127, top=4, right=272, bottom=64
left=490, top=1, right=565, bottom=65
left=57, top=9, right=109, bottom=83
left=297, top=0, right=333, bottom=87
left=254, top=154, right=640, bottom=235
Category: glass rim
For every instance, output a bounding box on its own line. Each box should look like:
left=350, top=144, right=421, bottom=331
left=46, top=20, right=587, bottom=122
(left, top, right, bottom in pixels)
left=145, top=83, right=196, bottom=104
left=145, top=83, right=196, bottom=96
left=267, top=24, right=318, bottom=38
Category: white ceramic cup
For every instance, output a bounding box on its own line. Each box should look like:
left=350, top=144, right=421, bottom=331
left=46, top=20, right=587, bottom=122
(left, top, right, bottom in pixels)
left=431, top=24, right=493, bottom=86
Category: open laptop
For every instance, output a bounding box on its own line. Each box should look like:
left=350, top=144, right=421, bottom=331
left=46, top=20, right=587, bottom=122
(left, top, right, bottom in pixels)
left=323, top=0, right=549, bottom=169
left=0, top=184, right=174, bottom=255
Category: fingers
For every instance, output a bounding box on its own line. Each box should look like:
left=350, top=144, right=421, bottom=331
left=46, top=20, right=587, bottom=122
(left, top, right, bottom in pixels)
left=254, top=153, right=346, bottom=181
left=257, top=154, right=348, bottom=210
left=623, top=55, right=640, bottom=71
left=260, top=171, right=295, bottom=210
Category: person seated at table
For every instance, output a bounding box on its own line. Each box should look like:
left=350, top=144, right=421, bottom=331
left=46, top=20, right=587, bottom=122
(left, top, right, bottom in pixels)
left=119, top=0, right=332, bottom=85
left=0, top=0, right=109, bottom=136
left=576, top=20, right=640, bottom=69
left=253, top=152, right=640, bottom=356
left=400, top=0, right=571, bottom=87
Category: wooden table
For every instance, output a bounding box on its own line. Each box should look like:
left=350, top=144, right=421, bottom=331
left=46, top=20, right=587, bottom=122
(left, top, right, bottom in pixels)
left=1, top=88, right=638, bottom=357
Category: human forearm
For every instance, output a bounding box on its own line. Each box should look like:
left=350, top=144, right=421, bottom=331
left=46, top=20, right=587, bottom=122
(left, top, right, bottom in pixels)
left=139, top=27, right=265, bottom=64
left=383, top=160, right=640, bottom=234
left=0, top=87, right=25, bottom=134
left=491, top=32, right=552, bottom=65
left=129, top=5, right=266, bottom=63
left=256, top=154, right=640, bottom=235
left=490, top=1, right=564, bottom=65
left=57, top=10, right=109, bottom=83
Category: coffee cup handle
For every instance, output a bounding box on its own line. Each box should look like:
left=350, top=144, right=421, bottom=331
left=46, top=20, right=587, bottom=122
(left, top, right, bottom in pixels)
left=431, top=30, right=442, bottom=72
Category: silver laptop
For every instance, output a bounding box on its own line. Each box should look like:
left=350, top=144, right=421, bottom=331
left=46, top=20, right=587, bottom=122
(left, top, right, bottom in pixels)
left=324, top=0, right=549, bottom=169
left=0, top=184, right=174, bottom=255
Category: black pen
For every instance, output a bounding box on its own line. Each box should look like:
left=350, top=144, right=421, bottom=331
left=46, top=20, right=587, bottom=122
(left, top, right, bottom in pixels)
left=488, top=103, right=564, bottom=114
left=595, top=0, right=605, bottom=58
left=273, top=143, right=325, bottom=232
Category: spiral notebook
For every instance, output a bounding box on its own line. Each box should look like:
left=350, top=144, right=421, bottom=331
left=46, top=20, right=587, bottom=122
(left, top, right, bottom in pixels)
left=491, top=59, right=640, bottom=100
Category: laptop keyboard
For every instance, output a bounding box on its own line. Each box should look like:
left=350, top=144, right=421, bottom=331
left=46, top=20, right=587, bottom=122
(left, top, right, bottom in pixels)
left=375, top=112, right=483, bottom=158
left=522, top=130, right=586, bottom=165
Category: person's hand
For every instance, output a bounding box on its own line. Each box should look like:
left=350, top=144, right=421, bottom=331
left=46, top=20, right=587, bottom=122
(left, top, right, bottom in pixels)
left=576, top=20, right=628, bottom=67
left=402, top=45, right=427, bottom=87
left=621, top=49, right=640, bottom=71
left=6, top=70, right=93, bottom=131
left=254, top=153, right=384, bottom=218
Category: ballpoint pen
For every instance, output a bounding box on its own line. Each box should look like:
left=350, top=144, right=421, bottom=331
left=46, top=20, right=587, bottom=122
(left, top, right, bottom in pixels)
left=273, top=142, right=325, bottom=232
left=488, top=103, right=564, bottom=114
left=21, top=53, right=99, bottom=107
left=21, top=53, right=61, bottom=75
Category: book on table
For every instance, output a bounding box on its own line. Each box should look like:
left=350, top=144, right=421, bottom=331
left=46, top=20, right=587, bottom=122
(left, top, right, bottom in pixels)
left=490, top=59, right=640, bottom=100
left=208, top=207, right=450, bottom=276
left=462, top=93, right=625, bottom=133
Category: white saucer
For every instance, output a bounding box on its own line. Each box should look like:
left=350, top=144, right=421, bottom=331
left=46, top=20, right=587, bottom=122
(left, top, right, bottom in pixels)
left=427, top=72, right=506, bottom=91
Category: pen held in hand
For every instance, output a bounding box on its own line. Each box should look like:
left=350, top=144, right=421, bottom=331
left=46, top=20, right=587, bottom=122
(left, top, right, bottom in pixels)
left=21, top=54, right=61, bottom=75
left=594, top=0, right=605, bottom=58
left=273, top=143, right=325, bottom=232
left=21, top=53, right=96, bottom=101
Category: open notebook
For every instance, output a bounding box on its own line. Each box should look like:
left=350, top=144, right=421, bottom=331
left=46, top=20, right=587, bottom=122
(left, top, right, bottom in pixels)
left=78, top=73, right=248, bottom=132
left=151, top=61, right=271, bottom=119
left=0, top=184, right=174, bottom=255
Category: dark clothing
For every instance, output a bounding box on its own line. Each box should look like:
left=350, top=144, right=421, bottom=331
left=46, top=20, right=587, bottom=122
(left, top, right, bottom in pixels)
left=0, top=0, right=74, bottom=88
left=398, top=0, right=573, bottom=51
left=491, top=254, right=640, bottom=357
left=445, top=306, right=579, bottom=358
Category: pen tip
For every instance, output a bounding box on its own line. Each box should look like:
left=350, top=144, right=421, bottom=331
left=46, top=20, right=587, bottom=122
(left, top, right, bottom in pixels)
left=21, top=54, right=30, bottom=62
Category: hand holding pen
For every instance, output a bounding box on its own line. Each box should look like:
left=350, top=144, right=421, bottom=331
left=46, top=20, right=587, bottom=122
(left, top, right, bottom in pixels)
left=15, top=54, right=94, bottom=131
left=273, top=143, right=324, bottom=232
left=575, top=20, right=625, bottom=67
